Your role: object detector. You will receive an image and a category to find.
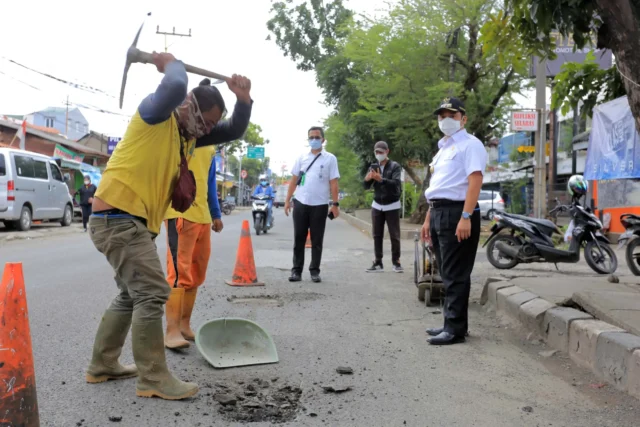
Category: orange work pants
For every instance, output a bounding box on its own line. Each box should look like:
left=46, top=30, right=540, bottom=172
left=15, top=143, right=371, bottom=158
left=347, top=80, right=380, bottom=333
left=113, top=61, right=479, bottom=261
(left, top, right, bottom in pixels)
left=165, top=218, right=211, bottom=290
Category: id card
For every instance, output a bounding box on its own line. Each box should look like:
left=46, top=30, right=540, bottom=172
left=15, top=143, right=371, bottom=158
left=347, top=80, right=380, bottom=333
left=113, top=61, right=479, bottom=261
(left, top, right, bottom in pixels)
left=300, top=173, right=306, bottom=186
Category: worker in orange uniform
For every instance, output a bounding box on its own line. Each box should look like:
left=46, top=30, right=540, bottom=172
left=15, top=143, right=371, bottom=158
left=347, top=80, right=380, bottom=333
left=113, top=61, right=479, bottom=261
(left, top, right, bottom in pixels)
left=164, top=86, right=252, bottom=350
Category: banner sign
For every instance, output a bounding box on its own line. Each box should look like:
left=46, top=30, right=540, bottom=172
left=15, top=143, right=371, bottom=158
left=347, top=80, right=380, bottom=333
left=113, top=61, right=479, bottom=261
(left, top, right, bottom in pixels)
left=511, top=111, right=538, bottom=132
left=53, top=144, right=84, bottom=162
left=107, top=137, right=121, bottom=155
left=584, top=96, right=640, bottom=180
left=530, top=31, right=613, bottom=78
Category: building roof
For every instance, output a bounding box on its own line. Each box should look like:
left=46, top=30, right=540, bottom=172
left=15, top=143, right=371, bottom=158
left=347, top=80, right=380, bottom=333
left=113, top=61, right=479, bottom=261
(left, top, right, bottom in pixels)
left=0, top=118, right=108, bottom=158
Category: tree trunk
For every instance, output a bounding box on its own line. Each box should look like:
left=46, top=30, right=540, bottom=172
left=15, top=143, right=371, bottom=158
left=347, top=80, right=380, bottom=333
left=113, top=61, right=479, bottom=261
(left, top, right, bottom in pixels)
left=403, top=165, right=422, bottom=186
left=596, top=0, right=640, bottom=133
left=410, top=167, right=431, bottom=224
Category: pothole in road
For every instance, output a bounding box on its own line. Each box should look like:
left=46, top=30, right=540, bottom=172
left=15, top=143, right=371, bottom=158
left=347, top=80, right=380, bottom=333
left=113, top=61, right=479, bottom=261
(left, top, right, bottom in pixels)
left=211, top=379, right=303, bottom=424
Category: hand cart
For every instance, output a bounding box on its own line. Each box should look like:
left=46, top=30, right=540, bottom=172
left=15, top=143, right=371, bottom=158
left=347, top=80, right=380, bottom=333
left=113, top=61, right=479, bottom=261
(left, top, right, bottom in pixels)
left=413, top=233, right=444, bottom=307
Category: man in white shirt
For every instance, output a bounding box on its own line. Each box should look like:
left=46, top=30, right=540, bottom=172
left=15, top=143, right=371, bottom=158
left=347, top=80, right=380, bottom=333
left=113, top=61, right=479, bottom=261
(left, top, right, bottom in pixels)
left=364, top=141, right=404, bottom=273
left=421, top=97, right=487, bottom=346
left=285, top=126, right=341, bottom=283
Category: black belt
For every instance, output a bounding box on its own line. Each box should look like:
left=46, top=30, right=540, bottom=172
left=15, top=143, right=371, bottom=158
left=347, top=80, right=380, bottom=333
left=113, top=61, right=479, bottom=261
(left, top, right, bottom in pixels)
left=428, top=199, right=465, bottom=209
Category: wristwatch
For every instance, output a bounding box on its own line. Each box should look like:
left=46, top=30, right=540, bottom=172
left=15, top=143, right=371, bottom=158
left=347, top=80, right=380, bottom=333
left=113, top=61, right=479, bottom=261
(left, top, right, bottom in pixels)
left=462, top=211, right=471, bottom=220
left=330, top=202, right=340, bottom=207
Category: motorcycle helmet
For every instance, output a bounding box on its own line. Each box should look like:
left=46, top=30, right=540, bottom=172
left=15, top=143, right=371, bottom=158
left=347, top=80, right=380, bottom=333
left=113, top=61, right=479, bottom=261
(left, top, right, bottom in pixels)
left=567, top=175, right=588, bottom=197
left=259, top=174, right=268, bottom=186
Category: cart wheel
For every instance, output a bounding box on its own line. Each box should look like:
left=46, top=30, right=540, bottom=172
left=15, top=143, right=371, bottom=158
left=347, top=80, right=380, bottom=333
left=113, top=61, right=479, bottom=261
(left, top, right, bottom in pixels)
left=417, top=285, right=426, bottom=302
left=424, top=290, right=432, bottom=307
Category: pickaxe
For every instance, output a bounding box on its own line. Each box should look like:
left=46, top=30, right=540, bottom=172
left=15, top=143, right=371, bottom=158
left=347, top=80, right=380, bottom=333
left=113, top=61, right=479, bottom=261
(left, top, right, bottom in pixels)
left=119, top=21, right=229, bottom=109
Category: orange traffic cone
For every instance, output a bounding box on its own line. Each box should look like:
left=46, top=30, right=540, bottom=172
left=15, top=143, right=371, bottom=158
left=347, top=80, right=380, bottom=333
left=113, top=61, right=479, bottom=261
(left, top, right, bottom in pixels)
left=0, top=263, right=40, bottom=425
left=225, top=220, right=265, bottom=287
left=305, top=231, right=312, bottom=248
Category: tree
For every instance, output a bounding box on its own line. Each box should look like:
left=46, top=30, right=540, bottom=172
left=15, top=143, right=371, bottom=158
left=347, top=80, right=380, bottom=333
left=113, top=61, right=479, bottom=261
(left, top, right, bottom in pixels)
left=482, top=0, right=640, bottom=130
left=226, top=155, right=270, bottom=189
left=225, top=122, right=269, bottom=156
left=268, top=0, right=529, bottom=223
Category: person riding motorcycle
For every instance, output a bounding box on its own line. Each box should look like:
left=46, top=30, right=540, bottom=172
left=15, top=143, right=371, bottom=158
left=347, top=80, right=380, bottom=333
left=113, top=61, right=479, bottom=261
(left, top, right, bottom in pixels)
left=253, top=174, right=274, bottom=227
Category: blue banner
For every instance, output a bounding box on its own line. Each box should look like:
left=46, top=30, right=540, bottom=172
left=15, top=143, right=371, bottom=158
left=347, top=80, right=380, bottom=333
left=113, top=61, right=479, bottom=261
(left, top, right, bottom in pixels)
left=584, top=96, right=640, bottom=180
left=107, top=137, right=121, bottom=155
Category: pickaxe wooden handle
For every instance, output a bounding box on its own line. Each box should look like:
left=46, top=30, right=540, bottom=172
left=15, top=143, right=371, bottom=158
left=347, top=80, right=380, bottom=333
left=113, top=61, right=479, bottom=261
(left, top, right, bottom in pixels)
left=128, top=46, right=230, bottom=82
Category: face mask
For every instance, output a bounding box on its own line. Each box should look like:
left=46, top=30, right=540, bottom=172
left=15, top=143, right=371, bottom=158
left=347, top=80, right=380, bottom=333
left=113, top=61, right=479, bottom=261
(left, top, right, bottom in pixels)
left=375, top=153, right=387, bottom=163
left=438, top=117, right=462, bottom=136
left=260, top=180, right=268, bottom=186
left=84, top=180, right=90, bottom=185
left=176, top=92, right=211, bottom=139
left=309, top=138, right=323, bottom=150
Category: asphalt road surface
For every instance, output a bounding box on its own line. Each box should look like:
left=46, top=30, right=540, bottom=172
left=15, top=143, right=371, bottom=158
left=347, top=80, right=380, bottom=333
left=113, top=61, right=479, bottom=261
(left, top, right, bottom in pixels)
left=1, top=209, right=638, bottom=427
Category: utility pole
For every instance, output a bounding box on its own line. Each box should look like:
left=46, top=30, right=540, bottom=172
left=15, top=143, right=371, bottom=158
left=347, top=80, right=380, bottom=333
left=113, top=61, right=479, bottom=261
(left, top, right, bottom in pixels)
left=238, top=149, right=244, bottom=206
left=533, top=58, right=548, bottom=218
left=447, top=28, right=460, bottom=95
left=64, top=95, right=70, bottom=136
left=156, top=26, right=191, bottom=52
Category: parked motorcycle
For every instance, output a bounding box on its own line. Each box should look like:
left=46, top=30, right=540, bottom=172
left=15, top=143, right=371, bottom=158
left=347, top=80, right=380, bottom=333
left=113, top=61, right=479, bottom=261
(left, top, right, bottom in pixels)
left=617, top=214, right=640, bottom=276
left=252, top=194, right=274, bottom=235
left=221, top=201, right=233, bottom=216
left=484, top=198, right=617, bottom=275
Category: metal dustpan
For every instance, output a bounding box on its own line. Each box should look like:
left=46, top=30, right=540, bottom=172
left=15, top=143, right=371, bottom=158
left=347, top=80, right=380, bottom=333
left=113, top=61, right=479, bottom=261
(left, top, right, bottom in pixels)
left=195, top=318, right=279, bottom=368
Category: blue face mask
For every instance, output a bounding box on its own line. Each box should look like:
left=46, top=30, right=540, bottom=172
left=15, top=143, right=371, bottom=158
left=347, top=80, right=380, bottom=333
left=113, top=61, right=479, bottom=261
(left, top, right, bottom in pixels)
left=308, top=137, right=323, bottom=150
left=260, top=180, right=268, bottom=186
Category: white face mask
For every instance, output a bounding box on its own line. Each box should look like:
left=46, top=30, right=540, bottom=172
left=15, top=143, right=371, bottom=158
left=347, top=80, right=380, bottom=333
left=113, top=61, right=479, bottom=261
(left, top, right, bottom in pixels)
left=375, top=153, right=387, bottom=163
left=84, top=180, right=90, bottom=185
left=438, top=117, right=462, bottom=136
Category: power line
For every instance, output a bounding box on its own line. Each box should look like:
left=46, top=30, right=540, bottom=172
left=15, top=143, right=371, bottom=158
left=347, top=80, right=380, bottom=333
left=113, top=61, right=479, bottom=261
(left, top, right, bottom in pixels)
left=2, top=57, right=118, bottom=99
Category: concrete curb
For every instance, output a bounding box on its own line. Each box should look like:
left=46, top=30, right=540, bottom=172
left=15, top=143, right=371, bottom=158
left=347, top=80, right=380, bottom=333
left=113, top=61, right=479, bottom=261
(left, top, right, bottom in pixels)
left=482, top=280, right=640, bottom=400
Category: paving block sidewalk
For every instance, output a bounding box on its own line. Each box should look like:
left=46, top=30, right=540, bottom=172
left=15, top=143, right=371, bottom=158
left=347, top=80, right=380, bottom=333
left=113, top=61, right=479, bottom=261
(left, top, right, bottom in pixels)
left=482, top=275, right=640, bottom=400
left=343, top=210, right=420, bottom=240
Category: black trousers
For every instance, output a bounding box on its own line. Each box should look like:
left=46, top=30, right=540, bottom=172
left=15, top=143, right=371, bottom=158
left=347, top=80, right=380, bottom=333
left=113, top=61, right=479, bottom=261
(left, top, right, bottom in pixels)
left=81, top=204, right=92, bottom=230
left=371, top=208, right=401, bottom=264
left=429, top=202, right=481, bottom=336
left=292, top=200, right=329, bottom=275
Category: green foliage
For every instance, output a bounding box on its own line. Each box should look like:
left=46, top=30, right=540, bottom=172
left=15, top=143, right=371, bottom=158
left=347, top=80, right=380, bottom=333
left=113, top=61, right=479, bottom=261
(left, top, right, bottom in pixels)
left=226, top=155, right=270, bottom=189
left=509, top=148, right=532, bottom=163
left=551, top=51, right=626, bottom=119
left=225, top=122, right=269, bottom=156
left=403, top=182, right=420, bottom=216
left=364, top=191, right=374, bottom=207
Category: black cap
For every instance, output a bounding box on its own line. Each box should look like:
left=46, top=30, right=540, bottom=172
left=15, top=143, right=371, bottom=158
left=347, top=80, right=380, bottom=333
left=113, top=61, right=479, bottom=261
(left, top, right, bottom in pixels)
left=374, top=141, right=389, bottom=151
left=434, top=97, right=466, bottom=116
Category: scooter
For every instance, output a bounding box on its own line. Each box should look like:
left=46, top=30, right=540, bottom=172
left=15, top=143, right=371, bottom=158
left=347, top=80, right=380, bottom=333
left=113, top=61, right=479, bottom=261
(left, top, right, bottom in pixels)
left=617, top=214, right=640, bottom=276
left=483, top=197, right=617, bottom=274
left=221, top=201, right=233, bottom=216
left=252, top=194, right=274, bottom=235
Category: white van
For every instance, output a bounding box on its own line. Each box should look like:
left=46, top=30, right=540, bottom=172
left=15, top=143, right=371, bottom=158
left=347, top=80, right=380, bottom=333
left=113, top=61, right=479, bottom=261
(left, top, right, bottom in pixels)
left=0, top=147, right=74, bottom=231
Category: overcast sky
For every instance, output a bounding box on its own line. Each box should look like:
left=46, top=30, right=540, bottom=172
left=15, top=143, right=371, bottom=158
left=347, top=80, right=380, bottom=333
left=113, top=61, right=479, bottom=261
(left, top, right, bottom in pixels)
left=0, top=0, right=392, bottom=174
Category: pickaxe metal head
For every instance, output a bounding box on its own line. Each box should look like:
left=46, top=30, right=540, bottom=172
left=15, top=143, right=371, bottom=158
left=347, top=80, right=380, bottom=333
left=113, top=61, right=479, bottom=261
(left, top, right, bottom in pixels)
left=119, top=21, right=147, bottom=109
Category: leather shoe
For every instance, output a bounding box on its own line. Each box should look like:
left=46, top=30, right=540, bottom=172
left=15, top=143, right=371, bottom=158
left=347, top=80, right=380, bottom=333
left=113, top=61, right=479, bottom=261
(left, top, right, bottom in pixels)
left=427, top=331, right=465, bottom=346
left=426, top=327, right=444, bottom=336
left=289, top=273, right=302, bottom=282
left=311, top=274, right=322, bottom=283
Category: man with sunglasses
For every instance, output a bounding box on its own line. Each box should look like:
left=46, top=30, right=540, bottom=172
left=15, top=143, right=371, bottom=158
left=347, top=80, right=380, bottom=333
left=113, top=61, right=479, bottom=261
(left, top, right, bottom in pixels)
left=284, top=126, right=340, bottom=283
left=364, top=141, right=403, bottom=273
left=163, top=80, right=253, bottom=350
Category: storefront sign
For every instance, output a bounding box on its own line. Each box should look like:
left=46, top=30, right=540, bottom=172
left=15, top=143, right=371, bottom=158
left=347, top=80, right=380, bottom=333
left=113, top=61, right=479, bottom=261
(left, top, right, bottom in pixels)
left=511, top=111, right=538, bottom=132
left=53, top=144, right=84, bottom=162
left=585, top=96, right=640, bottom=180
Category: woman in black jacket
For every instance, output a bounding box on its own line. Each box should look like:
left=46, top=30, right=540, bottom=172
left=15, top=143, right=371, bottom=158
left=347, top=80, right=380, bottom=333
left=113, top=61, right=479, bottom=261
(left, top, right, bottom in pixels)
left=76, top=175, right=97, bottom=231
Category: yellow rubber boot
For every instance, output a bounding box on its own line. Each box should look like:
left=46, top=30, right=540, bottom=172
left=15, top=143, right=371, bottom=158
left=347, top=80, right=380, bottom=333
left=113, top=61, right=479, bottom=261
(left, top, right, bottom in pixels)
left=164, top=287, right=189, bottom=349
left=133, top=319, right=198, bottom=400
left=181, top=288, right=197, bottom=341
